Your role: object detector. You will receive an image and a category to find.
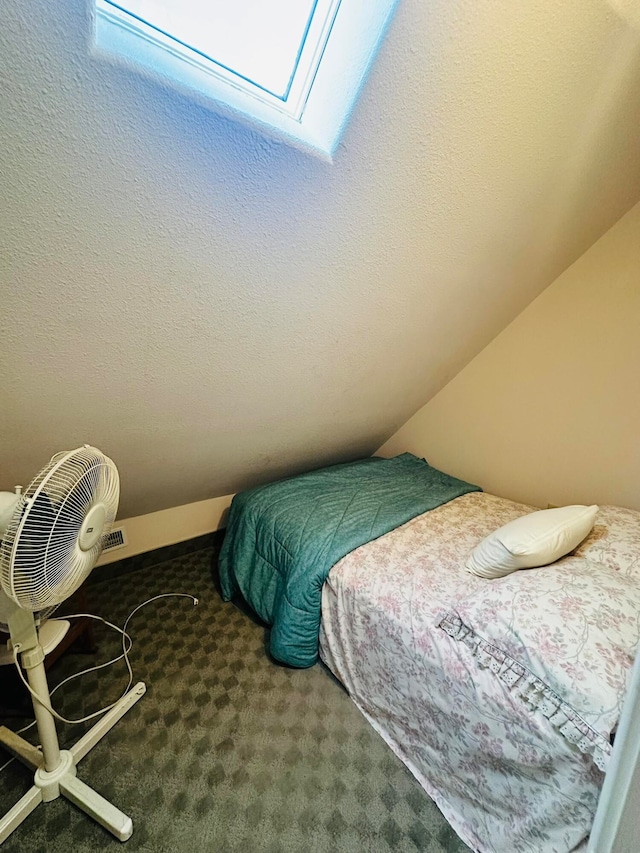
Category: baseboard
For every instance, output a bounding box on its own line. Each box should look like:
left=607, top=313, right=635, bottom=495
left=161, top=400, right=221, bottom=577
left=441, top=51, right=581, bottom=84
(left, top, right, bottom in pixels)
left=88, top=529, right=226, bottom=586
left=96, top=494, right=234, bottom=567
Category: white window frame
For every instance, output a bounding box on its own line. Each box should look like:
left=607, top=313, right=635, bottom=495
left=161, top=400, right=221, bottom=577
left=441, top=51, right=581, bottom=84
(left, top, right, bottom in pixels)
left=93, top=0, right=400, bottom=160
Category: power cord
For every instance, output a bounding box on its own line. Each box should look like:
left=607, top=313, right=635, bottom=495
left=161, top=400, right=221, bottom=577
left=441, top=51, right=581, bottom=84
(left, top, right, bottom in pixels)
left=0, top=593, right=198, bottom=773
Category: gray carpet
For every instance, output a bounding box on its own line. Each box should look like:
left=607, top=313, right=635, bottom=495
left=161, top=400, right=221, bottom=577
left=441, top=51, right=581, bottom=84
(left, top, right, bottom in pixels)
left=0, top=544, right=470, bottom=853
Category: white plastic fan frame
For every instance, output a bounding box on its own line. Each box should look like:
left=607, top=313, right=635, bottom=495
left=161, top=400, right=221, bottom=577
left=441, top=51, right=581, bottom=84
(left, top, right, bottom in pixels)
left=0, top=446, right=119, bottom=611
left=0, top=446, right=145, bottom=847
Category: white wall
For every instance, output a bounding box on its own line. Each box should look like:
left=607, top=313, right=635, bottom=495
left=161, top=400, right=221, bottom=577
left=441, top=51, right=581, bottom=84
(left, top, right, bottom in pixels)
left=2, top=1, right=640, bottom=517
left=379, top=200, right=640, bottom=511
left=96, top=494, right=234, bottom=566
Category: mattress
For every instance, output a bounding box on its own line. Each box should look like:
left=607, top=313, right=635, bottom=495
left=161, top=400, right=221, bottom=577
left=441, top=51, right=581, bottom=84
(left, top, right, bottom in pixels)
left=319, top=492, right=607, bottom=853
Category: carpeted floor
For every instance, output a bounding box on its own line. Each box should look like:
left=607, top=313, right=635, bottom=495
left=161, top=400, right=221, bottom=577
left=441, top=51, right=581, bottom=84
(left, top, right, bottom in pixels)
left=0, top=544, right=470, bottom=853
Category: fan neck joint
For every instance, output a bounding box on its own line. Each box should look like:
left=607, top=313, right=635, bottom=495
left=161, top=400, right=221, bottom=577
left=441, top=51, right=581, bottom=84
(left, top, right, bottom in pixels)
left=7, top=607, right=38, bottom=657
left=21, top=644, right=45, bottom=669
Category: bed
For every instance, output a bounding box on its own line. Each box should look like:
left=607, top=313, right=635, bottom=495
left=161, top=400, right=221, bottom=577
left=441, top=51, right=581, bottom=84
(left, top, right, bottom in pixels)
left=218, top=454, right=640, bottom=853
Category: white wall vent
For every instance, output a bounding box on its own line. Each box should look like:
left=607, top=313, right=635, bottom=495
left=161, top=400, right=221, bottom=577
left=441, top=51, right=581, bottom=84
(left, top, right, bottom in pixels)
left=103, top=526, right=128, bottom=552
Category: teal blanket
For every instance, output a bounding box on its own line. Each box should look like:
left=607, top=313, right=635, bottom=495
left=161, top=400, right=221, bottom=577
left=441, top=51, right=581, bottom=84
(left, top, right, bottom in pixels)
left=218, top=453, right=480, bottom=667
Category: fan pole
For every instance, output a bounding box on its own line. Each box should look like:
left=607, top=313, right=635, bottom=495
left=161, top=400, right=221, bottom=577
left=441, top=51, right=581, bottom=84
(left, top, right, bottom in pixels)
left=5, top=609, right=61, bottom=770
left=0, top=609, right=146, bottom=844
left=22, top=647, right=61, bottom=775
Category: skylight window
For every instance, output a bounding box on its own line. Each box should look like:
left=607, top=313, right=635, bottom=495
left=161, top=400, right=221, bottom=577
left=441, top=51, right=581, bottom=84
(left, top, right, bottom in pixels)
left=94, top=1, right=399, bottom=159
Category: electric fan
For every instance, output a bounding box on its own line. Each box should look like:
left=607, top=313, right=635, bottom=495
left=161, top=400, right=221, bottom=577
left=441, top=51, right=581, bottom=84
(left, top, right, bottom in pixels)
left=0, top=446, right=146, bottom=844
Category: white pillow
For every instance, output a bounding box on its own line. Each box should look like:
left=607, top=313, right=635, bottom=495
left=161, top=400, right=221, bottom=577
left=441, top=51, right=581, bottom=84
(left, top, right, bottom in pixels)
left=466, top=504, right=599, bottom=579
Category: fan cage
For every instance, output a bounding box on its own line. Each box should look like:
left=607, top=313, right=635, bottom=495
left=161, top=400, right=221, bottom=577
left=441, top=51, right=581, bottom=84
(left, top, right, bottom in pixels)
left=0, top=446, right=119, bottom=611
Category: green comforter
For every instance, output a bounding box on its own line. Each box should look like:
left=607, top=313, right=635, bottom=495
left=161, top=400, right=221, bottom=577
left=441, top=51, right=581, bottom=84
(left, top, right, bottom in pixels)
left=218, top=453, right=480, bottom=667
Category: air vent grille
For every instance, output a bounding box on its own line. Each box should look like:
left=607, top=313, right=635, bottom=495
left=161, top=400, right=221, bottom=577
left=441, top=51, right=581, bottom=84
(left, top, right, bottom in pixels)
left=102, top=527, right=127, bottom=552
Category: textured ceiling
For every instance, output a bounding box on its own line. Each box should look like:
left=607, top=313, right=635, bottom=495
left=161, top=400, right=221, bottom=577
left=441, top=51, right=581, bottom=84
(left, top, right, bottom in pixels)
left=1, top=0, right=640, bottom=518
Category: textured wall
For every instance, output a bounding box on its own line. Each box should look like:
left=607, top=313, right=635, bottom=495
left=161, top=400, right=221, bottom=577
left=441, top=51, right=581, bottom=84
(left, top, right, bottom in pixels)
left=1, top=0, right=640, bottom=517
left=379, top=200, right=640, bottom=511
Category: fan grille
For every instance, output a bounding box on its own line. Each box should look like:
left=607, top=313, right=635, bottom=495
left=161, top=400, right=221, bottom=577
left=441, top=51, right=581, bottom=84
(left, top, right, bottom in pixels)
left=0, top=446, right=120, bottom=611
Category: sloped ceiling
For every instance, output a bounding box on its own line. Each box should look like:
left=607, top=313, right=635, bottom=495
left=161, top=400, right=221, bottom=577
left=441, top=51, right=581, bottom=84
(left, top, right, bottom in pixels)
left=1, top=0, right=640, bottom=518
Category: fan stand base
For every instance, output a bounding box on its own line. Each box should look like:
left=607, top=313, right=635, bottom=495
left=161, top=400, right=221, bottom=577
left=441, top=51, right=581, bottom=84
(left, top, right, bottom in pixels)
left=0, top=681, right=146, bottom=844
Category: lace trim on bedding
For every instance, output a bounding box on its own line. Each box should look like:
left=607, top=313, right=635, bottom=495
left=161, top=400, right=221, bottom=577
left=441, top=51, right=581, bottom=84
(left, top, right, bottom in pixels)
left=438, top=612, right=611, bottom=771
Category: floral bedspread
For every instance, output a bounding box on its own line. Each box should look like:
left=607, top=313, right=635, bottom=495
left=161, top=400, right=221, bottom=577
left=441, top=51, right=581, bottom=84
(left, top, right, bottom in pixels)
left=318, top=492, right=639, bottom=853
left=439, top=553, right=640, bottom=772
left=573, top=504, right=640, bottom=578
